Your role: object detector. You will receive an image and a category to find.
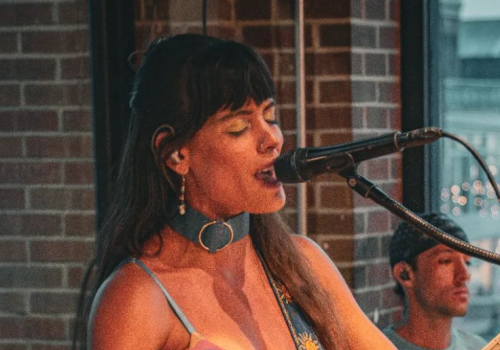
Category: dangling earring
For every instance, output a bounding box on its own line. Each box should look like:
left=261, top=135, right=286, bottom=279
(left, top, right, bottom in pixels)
left=179, top=175, right=186, bottom=215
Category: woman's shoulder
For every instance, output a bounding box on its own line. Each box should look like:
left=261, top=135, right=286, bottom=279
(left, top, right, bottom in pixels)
left=88, top=260, right=178, bottom=350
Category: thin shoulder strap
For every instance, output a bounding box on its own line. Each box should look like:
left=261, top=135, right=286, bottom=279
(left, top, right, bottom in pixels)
left=121, top=257, right=197, bottom=335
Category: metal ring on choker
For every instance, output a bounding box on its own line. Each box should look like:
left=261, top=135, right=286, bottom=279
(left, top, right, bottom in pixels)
left=198, top=220, right=234, bottom=252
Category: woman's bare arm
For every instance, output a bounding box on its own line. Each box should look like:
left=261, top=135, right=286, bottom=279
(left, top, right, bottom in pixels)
left=88, top=264, right=175, bottom=350
left=293, top=235, right=397, bottom=350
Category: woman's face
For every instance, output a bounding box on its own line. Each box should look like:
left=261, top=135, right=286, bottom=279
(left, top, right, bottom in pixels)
left=179, top=98, right=286, bottom=219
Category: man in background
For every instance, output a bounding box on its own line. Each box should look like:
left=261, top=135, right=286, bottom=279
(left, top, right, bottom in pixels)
left=383, top=213, right=487, bottom=350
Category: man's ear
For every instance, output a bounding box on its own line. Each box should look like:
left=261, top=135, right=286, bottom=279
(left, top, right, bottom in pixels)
left=393, top=262, right=415, bottom=289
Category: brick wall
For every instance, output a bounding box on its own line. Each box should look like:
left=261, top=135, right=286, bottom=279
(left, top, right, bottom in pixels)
left=0, top=0, right=94, bottom=349
left=0, top=0, right=402, bottom=347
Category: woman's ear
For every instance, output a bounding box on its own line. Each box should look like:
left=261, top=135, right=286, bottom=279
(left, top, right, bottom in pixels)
left=152, top=126, right=191, bottom=176
left=393, top=262, right=415, bottom=289
left=165, top=146, right=190, bottom=175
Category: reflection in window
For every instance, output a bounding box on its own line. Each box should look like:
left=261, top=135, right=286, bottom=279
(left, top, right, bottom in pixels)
left=433, top=0, right=500, bottom=340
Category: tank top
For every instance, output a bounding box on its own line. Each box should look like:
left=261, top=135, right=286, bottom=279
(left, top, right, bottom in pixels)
left=121, top=257, right=324, bottom=350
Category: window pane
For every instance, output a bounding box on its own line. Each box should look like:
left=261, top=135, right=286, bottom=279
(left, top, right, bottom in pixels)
left=432, top=0, right=500, bottom=341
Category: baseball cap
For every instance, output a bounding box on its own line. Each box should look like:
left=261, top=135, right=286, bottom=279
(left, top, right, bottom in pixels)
left=389, top=213, right=470, bottom=267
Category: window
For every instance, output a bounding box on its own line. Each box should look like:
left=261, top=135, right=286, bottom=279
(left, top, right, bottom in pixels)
left=431, top=0, right=500, bottom=340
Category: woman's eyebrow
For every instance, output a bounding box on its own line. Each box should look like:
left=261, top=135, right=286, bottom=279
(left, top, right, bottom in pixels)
left=218, top=100, right=276, bottom=123
left=218, top=109, right=253, bottom=123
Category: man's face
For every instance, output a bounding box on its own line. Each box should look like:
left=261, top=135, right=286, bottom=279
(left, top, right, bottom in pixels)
left=411, top=244, right=471, bottom=317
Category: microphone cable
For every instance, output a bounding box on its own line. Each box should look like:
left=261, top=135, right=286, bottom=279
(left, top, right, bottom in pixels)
left=339, top=129, right=500, bottom=265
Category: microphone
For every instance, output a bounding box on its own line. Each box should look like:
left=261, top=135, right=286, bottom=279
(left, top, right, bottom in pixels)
left=275, top=127, right=442, bottom=183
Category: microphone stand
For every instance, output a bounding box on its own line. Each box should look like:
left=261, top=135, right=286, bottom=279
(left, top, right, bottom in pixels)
left=339, top=166, right=500, bottom=266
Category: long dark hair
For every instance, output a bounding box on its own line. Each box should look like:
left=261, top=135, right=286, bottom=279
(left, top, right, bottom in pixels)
left=73, top=33, right=348, bottom=350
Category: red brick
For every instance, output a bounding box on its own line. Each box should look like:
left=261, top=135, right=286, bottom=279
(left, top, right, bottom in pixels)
left=380, top=26, right=400, bottom=49
left=259, top=52, right=275, bottom=76
left=0, top=85, right=20, bottom=107
left=0, top=111, right=59, bottom=132
left=0, top=214, right=62, bottom=236
left=31, top=241, right=94, bottom=262
left=311, top=236, right=354, bottom=263
left=351, top=24, right=377, bottom=48
left=367, top=262, right=392, bottom=286
left=367, top=158, right=390, bottom=180
left=378, top=81, right=400, bottom=103
left=30, top=188, right=95, bottom=210
left=63, top=110, right=92, bottom=132
left=0, top=4, right=54, bottom=26
left=0, top=189, right=24, bottom=209
left=390, top=0, right=400, bottom=21
left=366, top=107, right=389, bottom=128
left=33, top=344, right=71, bottom=350
left=352, top=53, right=363, bottom=75
left=354, top=212, right=367, bottom=234
left=235, top=0, right=271, bottom=20
left=0, top=33, right=17, bottom=53
left=365, top=0, right=387, bottom=20
left=0, top=292, right=28, bottom=315
left=391, top=157, right=403, bottom=180
left=320, top=24, right=351, bottom=47
left=320, top=184, right=353, bottom=209
left=31, top=291, right=79, bottom=314
left=307, top=213, right=354, bottom=235
left=305, top=0, right=350, bottom=19
left=319, top=81, right=351, bottom=103
left=277, top=108, right=296, bottom=130
left=65, top=215, right=95, bottom=239
left=365, top=53, right=387, bottom=76
left=25, top=83, right=90, bottom=106
left=0, top=344, right=27, bottom=350
left=0, top=112, right=15, bottom=131
left=306, top=107, right=352, bottom=130
left=277, top=53, right=295, bottom=77
left=22, top=30, right=89, bottom=53
left=0, top=241, right=26, bottom=262
left=353, top=289, right=381, bottom=313
left=0, top=267, right=62, bottom=288
left=354, top=236, right=380, bottom=259
left=275, top=0, right=293, bottom=19
left=242, top=25, right=295, bottom=49
left=64, top=162, right=94, bottom=184
left=68, top=266, right=87, bottom=288
left=389, top=53, right=401, bottom=76
left=61, top=57, right=90, bottom=80
left=26, top=136, right=93, bottom=158
left=352, top=81, right=376, bottom=102
left=367, top=210, right=391, bottom=233
left=338, top=266, right=354, bottom=288
left=305, top=52, right=351, bottom=76
left=0, top=59, right=56, bottom=81
left=0, top=317, right=65, bottom=340
left=0, top=137, right=22, bottom=157
left=58, top=0, right=88, bottom=24
left=0, top=163, right=61, bottom=184
left=318, top=132, right=352, bottom=147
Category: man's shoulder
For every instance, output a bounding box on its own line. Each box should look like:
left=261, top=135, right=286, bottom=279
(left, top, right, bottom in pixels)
left=453, top=328, right=488, bottom=350
left=381, top=324, right=425, bottom=350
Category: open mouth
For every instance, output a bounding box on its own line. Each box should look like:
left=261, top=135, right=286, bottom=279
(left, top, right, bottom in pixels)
left=255, top=166, right=279, bottom=185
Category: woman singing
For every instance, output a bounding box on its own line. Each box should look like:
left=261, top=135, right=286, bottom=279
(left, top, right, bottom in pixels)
left=74, top=33, right=396, bottom=350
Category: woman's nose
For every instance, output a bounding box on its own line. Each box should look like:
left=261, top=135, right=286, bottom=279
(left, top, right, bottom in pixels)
left=258, top=122, right=283, bottom=154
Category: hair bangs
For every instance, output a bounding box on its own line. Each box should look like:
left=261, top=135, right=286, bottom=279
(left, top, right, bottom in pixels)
left=193, top=41, right=275, bottom=118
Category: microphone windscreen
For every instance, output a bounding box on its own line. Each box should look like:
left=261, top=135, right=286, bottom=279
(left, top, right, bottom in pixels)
left=274, top=150, right=303, bottom=184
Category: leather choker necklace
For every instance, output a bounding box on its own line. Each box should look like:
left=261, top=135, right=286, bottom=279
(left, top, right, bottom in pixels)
left=167, top=205, right=250, bottom=253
